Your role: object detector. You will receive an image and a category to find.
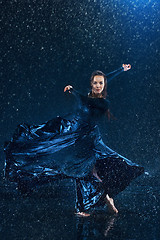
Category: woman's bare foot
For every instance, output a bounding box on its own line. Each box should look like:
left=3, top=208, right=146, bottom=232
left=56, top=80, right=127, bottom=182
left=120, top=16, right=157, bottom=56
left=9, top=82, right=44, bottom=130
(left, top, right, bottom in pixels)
left=76, top=212, right=91, bottom=217
left=105, top=194, right=118, bottom=214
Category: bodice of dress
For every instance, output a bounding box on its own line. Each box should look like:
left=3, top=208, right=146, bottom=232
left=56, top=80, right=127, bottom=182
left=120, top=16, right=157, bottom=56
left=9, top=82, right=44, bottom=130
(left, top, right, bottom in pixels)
left=71, top=88, right=109, bottom=124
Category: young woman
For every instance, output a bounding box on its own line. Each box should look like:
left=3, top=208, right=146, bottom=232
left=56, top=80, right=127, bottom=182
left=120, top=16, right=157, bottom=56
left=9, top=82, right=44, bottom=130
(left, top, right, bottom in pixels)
left=4, top=64, right=144, bottom=216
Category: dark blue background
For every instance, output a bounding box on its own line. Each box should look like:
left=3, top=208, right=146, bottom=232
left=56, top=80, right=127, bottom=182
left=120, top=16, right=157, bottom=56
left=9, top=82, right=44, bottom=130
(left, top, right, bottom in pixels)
left=0, top=0, right=160, bottom=239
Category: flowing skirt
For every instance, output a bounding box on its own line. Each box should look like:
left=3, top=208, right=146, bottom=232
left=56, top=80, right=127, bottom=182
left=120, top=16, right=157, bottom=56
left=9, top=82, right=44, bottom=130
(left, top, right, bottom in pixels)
left=4, top=116, right=144, bottom=211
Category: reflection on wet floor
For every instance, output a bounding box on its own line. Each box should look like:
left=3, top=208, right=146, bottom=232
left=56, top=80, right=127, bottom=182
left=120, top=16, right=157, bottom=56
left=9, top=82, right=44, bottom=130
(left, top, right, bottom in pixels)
left=76, top=214, right=117, bottom=239
left=0, top=174, right=160, bottom=240
left=75, top=206, right=160, bottom=240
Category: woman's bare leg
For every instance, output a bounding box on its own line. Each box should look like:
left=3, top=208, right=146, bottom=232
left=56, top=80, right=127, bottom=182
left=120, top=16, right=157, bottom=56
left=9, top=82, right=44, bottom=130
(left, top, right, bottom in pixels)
left=93, top=168, right=118, bottom=214
left=92, top=166, right=102, bottom=182
left=105, top=194, right=118, bottom=214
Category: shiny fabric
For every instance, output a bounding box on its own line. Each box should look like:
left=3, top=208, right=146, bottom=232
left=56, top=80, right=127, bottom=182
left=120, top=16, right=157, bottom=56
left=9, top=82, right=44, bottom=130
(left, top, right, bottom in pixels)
left=4, top=89, right=144, bottom=211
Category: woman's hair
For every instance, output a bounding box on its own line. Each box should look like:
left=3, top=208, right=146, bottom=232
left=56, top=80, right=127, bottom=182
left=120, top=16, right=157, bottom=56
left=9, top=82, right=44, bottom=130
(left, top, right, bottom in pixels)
left=88, top=70, right=107, bottom=98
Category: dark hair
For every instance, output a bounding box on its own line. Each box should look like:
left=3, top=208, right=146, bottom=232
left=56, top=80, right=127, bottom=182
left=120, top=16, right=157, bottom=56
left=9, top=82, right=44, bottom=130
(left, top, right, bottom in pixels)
left=89, top=70, right=107, bottom=98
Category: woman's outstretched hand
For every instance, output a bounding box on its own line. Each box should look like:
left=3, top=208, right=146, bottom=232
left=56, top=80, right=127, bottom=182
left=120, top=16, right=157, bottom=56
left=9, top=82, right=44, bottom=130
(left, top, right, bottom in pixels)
left=122, top=64, right=131, bottom=71
left=64, top=85, right=73, bottom=93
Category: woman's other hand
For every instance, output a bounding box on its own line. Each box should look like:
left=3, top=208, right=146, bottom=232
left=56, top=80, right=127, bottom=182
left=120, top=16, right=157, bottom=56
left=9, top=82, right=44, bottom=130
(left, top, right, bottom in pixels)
left=64, top=85, right=73, bottom=93
left=122, top=64, right=131, bottom=71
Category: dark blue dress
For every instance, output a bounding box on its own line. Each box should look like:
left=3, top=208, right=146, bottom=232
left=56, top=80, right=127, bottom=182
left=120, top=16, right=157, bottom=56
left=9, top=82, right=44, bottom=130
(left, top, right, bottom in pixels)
left=4, top=88, right=144, bottom=212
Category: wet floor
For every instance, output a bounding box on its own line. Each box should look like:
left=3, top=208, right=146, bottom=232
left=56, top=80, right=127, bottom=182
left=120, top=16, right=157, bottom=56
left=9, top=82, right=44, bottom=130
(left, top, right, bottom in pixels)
left=0, top=172, right=159, bottom=240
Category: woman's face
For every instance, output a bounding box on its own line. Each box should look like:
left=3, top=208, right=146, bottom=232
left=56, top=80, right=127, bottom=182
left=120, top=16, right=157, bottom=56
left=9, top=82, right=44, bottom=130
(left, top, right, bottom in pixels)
left=91, top=75, right=105, bottom=95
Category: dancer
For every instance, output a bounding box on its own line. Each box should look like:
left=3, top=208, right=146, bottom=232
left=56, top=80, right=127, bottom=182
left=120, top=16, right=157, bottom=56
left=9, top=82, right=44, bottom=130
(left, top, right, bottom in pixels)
left=4, top=64, right=144, bottom=216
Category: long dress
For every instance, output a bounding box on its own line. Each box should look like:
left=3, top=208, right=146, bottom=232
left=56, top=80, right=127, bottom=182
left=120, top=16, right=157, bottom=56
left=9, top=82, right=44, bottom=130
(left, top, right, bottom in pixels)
left=4, top=88, right=144, bottom=213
